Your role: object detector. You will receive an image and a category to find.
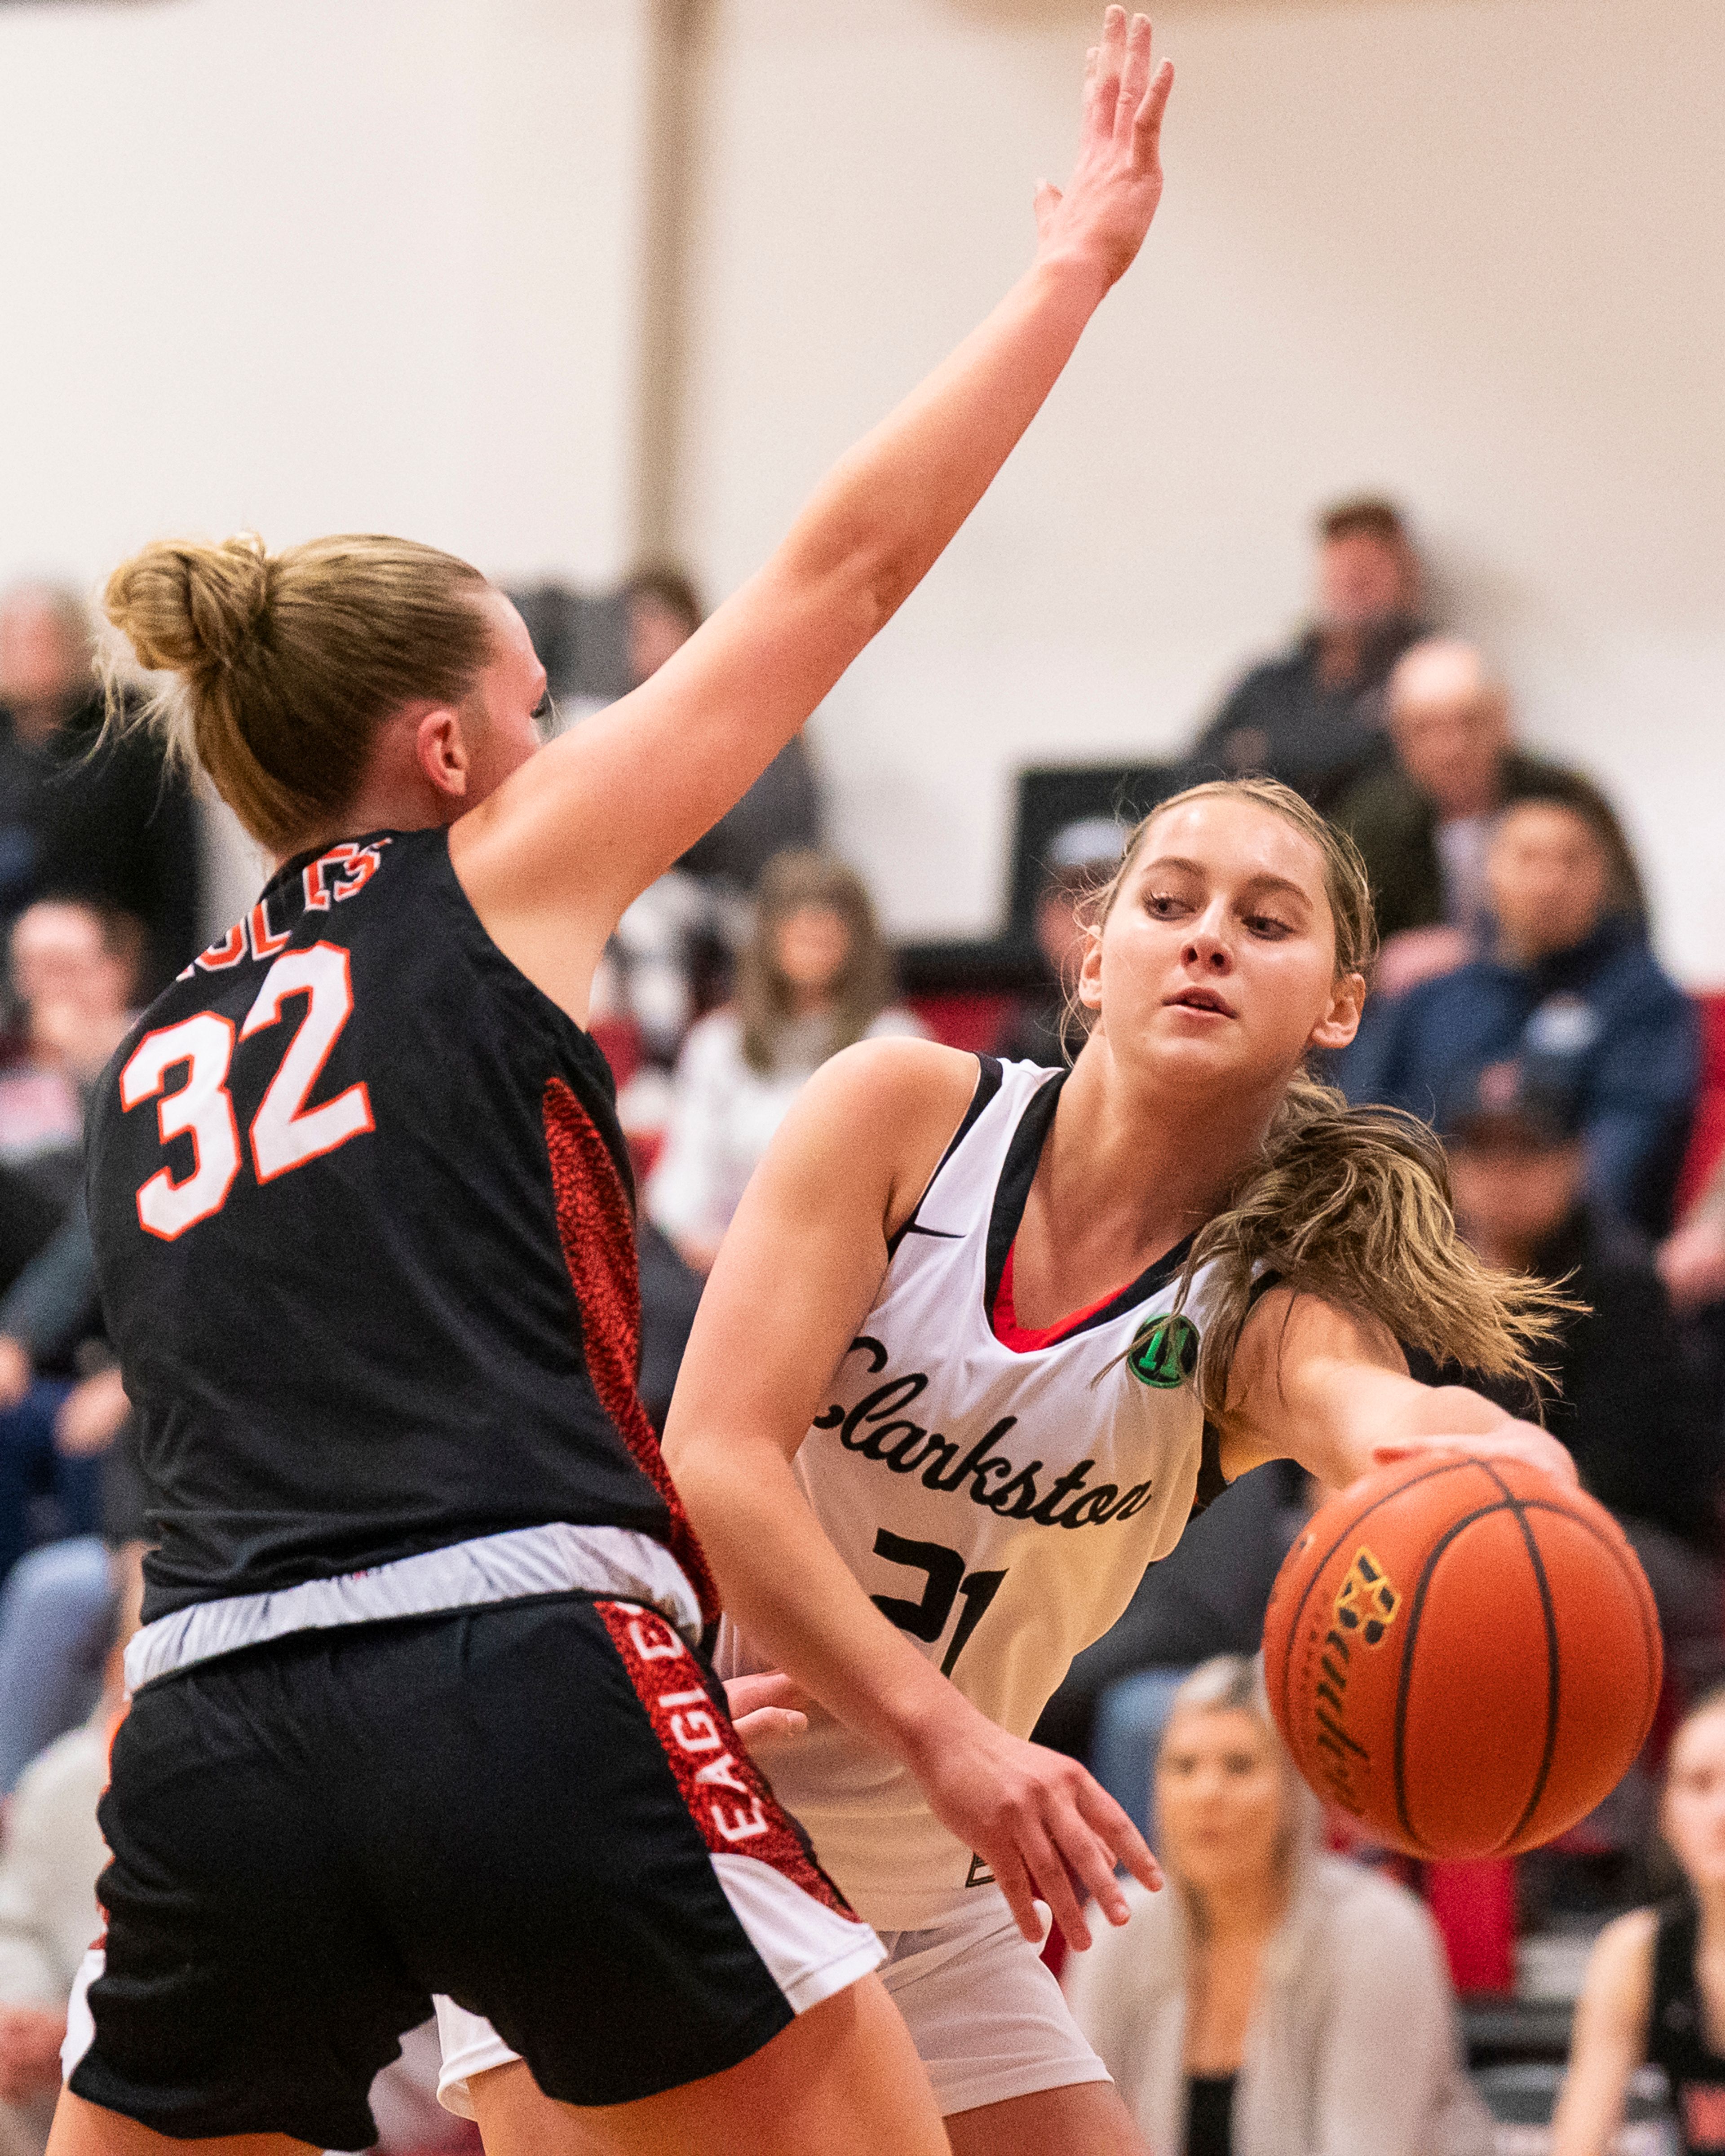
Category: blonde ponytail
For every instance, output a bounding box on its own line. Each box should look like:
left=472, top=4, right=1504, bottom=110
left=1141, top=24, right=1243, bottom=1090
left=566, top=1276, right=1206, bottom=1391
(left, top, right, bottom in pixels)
left=1177, top=1075, right=1570, bottom=1413
left=102, top=531, right=493, bottom=855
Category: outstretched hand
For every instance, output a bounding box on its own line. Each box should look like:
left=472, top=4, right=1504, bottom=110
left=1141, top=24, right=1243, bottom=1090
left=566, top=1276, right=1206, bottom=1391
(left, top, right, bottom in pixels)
left=1035, top=9, right=1174, bottom=290
left=1372, top=1418, right=1579, bottom=1488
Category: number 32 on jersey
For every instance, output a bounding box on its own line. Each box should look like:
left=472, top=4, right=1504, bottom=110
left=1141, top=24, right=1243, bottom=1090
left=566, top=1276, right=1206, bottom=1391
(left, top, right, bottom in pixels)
left=120, top=942, right=371, bottom=1241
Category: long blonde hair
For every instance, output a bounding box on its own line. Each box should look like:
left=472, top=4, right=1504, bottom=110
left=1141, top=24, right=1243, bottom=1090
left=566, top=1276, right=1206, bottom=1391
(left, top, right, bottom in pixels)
left=735, top=850, right=896, bottom=1074
left=101, top=532, right=495, bottom=854
left=1086, top=777, right=1570, bottom=1411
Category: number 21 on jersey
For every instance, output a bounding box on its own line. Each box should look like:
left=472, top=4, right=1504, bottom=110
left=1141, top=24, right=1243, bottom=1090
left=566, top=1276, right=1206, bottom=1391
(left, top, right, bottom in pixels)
left=120, top=941, right=372, bottom=1241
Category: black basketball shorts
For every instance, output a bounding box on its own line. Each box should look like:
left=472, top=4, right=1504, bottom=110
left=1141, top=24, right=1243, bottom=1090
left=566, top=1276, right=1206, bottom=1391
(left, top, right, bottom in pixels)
left=64, top=1595, right=882, bottom=2147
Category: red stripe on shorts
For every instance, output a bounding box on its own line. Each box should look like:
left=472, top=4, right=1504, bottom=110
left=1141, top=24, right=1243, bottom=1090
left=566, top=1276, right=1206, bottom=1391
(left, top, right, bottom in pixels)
left=595, top=1600, right=859, bottom=1923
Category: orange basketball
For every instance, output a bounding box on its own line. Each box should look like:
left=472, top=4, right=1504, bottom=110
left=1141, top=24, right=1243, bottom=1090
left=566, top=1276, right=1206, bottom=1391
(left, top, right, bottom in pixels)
left=1262, top=1454, right=1663, bottom=1860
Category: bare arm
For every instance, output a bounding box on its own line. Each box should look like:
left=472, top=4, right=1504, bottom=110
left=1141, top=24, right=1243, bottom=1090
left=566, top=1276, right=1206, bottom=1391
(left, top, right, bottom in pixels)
left=663, top=1038, right=1163, bottom=1949
left=1550, top=1910, right=1656, bottom=2156
left=455, top=12, right=1174, bottom=1016
left=1216, top=1286, right=1578, bottom=1493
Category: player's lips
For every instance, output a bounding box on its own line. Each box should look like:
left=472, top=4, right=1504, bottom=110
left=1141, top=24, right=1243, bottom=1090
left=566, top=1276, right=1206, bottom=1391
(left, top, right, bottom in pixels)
left=1163, top=985, right=1236, bottom=1018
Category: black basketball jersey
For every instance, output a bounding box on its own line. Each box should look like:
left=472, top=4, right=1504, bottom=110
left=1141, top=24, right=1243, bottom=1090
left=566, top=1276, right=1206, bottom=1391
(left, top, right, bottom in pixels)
left=1648, top=1899, right=1725, bottom=2155
left=88, top=827, right=715, bottom=1628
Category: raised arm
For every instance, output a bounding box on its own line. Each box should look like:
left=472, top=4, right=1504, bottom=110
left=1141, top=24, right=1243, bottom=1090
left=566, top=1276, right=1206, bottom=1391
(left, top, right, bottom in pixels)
left=662, top=1038, right=1163, bottom=1950
left=454, top=10, right=1174, bottom=1015
left=1215, top=1286, right=1578, bottom=1492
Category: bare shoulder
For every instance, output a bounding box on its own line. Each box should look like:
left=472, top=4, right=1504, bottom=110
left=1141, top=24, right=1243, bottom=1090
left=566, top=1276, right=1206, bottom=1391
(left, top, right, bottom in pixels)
left=756, top=1036, right=987, bottom=1225
left=1581, top=1907, right=1659, bottom=2020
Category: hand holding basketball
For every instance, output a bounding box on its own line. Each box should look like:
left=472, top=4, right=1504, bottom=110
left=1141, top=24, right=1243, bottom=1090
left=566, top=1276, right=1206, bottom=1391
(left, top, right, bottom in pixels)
left=1370, top=1417, right=1579, bottom=1487
left=1034, top=10, right=1174, bottom=289
left=1264, top=1454, right=1662, bottom=1860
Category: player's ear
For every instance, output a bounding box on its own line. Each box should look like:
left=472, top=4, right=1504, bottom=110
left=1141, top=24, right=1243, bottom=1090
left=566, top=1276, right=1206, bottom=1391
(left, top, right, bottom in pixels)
left=414, top=707, right=472, bottom=800
left=1076, top=923, right=1104, bottom=1013
left=1307, top=970, right=1366, bottom=1053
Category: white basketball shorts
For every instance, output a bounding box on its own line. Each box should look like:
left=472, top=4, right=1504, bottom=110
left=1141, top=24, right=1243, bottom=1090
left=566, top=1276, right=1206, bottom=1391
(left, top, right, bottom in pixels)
left=435, top=1884, right=1108, bottom=2120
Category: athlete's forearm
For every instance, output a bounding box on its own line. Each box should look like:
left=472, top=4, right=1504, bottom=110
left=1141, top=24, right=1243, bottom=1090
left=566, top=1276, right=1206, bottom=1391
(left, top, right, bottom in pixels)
left=674, top=1432, right=969, bottom=1766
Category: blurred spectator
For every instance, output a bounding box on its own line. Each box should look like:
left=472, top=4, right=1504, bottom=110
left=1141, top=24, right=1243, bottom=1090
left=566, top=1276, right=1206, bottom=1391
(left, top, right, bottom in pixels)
left=0, top=901, right=139, bottom=1586
left=0, top=584, right=199, bottom=995
left=0, top=1543, right=137, bottom=2156
left=995, top=817, right=1125, bottom=1067
left=1341, top=782, right=1697, bottom=1237
left=1064, top=1656, right=1490, bottom=2156
left=1332, top=639, right=1605, bottom=995
left=1438, top=1063, right=1721, bottom=1688
left=1661, top=1158, right=1725, bottom=1318
left=1185, top=497, right=1427, bottom=811
left=0, top=904, right=142, bottom=1213
left=626, top=566, right=822, bottom=897
left=647, top=851, right=924, bottom=1272
left=1551, top=1688, right=1725, bottom=2156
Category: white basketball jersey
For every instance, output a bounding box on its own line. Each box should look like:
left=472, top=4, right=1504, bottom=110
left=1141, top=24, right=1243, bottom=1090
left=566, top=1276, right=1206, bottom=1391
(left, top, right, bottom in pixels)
left=716, top=1058, right=1229, bottom=1928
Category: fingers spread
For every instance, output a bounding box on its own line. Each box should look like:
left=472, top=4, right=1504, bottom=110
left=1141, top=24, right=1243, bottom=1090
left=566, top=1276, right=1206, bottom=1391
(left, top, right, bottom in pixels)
left=1116, top=13, right=1153, bottom=133
left=1076, top=1781, right=1163, bottom=1902
left=1092, top=6, right=1127, bottom=137
left=990, top=1847, right=1044, bottom=1945
left=1134, top=57, right=1174, bottom=166
left=1018, top=1813, right=1092, bottom=1952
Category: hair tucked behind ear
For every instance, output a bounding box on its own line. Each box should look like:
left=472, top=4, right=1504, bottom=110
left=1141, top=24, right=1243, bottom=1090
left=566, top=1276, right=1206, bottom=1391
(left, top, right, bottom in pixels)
left=1087, top=777, right=1575, bottom=1411
left=101, top=532, right=493, bottom=855
left=1176, top=1075, right=1570, bottom=1413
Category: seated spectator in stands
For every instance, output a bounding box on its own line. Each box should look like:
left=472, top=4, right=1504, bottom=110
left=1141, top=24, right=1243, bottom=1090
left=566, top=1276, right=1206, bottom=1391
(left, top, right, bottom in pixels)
left=1333, top=639, right=1609, bottom=994
left=648, top=850, right=924, bottom=1272
left=1064, top=1656, right=1490, bottom=2156
left=0, top=902, right=142, bottom=1214
left=1440, top=1063, right=1721, bottom=1689
left=0, top=584, right=198, bottom=994
left=1552, top=1687, right=1725, bottom=2156
left=0, top=1544, right=137, bottom=2156
left=995, top=817, right=1124, bottom=1067
left=0, top=901, right=139, bottom=1584
left=1341, top=780, right=1697, bottom=1236
left=1185, top=497, right=1427, bottom=811
left=1661, top=1157, right=1725, bottom=1317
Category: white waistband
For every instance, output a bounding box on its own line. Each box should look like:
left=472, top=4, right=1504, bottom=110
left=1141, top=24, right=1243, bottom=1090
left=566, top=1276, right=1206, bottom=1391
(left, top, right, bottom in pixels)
left=124, top=1522, right=702, bottom=1693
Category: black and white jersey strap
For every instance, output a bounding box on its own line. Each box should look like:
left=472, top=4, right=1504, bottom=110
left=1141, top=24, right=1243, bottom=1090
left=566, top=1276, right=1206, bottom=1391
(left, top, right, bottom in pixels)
left=124, top=1523, right=702, bottom=1692
left=886, top=1055, right=1005, bottom=1256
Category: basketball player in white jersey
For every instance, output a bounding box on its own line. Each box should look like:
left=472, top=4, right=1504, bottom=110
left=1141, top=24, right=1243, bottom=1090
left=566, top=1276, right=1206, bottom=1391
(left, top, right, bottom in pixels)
left=440, top=775, right=1577, bottom=2152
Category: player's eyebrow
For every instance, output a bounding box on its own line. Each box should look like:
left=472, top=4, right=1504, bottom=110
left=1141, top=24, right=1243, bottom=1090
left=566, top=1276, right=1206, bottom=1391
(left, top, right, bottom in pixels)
left=1138, top=854, right=1314, bottom=910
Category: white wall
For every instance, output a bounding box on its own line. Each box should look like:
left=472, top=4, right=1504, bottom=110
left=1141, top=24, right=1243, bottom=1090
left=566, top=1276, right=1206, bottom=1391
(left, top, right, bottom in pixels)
left=679, top=0, right=1725, bottom=981
left=0, top=0, right=652, bottom=589
left=3, top=0, right=1719, bottom=977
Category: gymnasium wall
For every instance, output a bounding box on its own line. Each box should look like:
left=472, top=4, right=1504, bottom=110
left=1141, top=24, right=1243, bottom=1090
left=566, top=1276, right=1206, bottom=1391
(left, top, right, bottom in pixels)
left=678, top=0, right=1725, bottom=981
left=0, top=0, right=652, bottom=588
left=0, top=0, right=1719, bottom=980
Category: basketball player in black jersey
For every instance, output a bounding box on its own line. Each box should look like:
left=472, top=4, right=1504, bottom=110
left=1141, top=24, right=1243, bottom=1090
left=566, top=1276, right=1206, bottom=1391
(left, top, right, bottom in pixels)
left=1555, top=1689, right=1725, bottom=2156
left=54, top=15, right=1174, bottom=2155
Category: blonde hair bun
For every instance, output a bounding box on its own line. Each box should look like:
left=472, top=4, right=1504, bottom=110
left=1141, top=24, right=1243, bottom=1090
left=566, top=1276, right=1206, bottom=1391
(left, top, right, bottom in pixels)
left=104, top=534, right=271, bottom=680
left=97, top=531, right=491, bottom=855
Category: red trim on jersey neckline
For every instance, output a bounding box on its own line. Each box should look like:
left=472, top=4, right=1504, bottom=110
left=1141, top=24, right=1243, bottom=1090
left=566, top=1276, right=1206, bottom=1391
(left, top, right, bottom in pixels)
left=542, top=1079, right=719, bottom=1626
left=989, top=1239, right=1133, bottom=1353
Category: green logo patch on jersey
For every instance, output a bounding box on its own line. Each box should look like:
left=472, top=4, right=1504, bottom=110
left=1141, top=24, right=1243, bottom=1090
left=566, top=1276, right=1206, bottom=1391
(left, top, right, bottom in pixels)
left=1127, top=1312, right=1199, bottom=1389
